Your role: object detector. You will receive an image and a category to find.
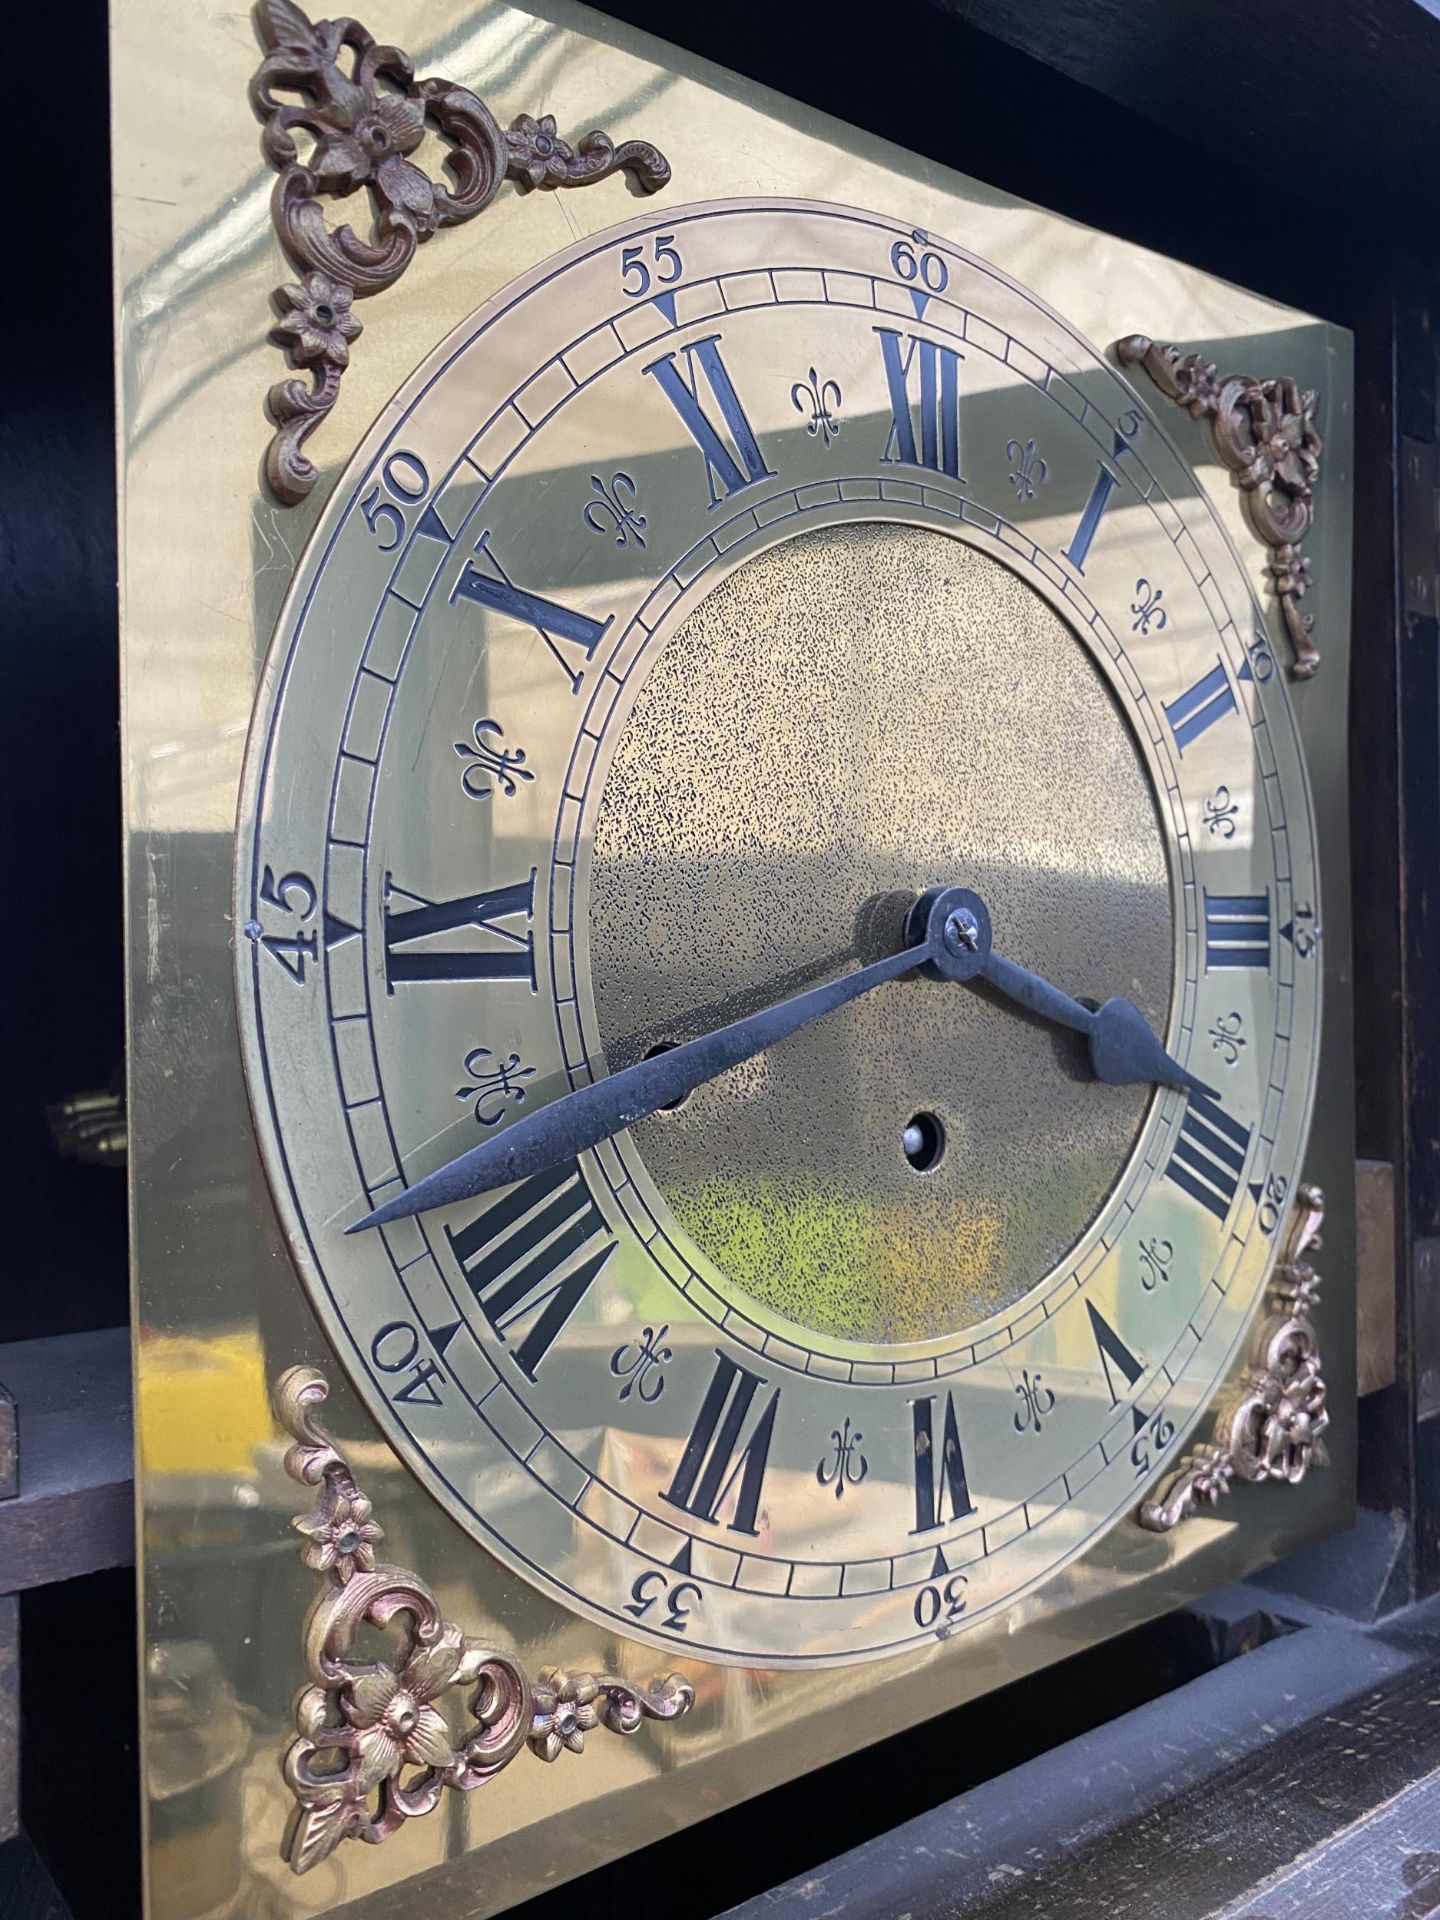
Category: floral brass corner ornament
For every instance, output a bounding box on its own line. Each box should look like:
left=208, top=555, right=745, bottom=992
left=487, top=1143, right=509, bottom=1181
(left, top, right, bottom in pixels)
left=1139, top=1184, right=1328, bottom=1532
left=275, top=1366, right=694, bottom=1875
left=250, top=0, right=671, bottom=506
left=1117, top=336, right=1324, bottom=679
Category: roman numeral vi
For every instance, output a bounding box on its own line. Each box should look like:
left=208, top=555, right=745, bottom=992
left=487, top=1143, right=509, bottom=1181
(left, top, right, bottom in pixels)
left=662, top=1351, right=780, bottom=1536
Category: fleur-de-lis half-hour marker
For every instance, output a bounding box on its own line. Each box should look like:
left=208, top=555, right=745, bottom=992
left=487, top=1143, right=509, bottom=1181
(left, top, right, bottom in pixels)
left=583, top=470, right=647, bottom=548
left=456, top=1046, right=536, bottom=1126
left=791, top=367, right=843, bottom=446
left=815, top=1417, right=868, bottom=1498
left=1005, top=436, right=1048, bottom=501
left=1131, top=578, right=1167, bottom=634
left=454, top=717, right=534, bottom=800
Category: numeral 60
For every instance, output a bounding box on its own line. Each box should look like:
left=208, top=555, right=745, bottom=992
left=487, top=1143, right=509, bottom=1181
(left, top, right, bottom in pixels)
left=891, top=234, right=949, bottom=293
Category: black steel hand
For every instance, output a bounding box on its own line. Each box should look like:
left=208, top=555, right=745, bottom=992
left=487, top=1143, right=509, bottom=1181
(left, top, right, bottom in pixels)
left=350, top=886, right=1206, bottom=1233
left=930, top=891, right=1210, bottom=1097
left=347, top=890, right=982, bottom=1232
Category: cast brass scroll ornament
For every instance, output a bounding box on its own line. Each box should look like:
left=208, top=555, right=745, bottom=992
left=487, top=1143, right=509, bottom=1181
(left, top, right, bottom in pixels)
left=1139, top=1183, right=1328, bottom=1532
left=276, top=1366, right=694, bottom=1875
left=250, top=0, right=671, bottom=506
left=1117, top=335, right=1323, bottom=679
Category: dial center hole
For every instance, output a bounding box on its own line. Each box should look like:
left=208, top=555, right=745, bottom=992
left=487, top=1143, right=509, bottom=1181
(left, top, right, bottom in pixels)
left=902, top=1111, right=945, bottom=1173
left=644, top=1042, right=689, bottom=1112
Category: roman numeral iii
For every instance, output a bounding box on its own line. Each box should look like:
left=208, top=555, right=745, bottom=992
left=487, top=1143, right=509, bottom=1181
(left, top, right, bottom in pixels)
left=642, top=334, right=774, bottom=507
left=382, top=870, right=536, bottom=991
left=874, top=328, right=964, bottom=478
left=1204, top=890, right=1271, bottom=970
left=909, top=1391, right=977, bottom=1533
left=446, top=1160, right=613, bottom=1381
left=1165, top=1090, right=1253, bottom=1221
left=662, top=1351, right=780, bottom=1536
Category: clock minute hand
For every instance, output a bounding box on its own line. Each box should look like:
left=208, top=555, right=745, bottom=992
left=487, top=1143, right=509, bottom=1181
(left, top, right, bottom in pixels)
left=977, top=949, right=1213, bottom=1097
left=349, top=920, right=956, bottom=1232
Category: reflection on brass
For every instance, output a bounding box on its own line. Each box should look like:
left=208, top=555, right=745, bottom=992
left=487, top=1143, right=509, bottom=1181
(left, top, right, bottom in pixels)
left=1118, top=335, right=1324, bottom=678
left=591, top=523, right=1171, bottom=1338
left=277, top=1367, right=694, bottom=1874
left=250, top=0, right=671, bottom=503
left=1139, top=1183, right=1328, bottom=1531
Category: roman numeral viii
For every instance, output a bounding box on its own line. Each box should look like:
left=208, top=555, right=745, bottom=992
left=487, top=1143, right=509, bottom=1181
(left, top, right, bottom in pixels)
left=445, top=1160, right=613, bottom=1381
left=382, top=870, right=535, bottom=991
left=874, top=328, right=964, bottom=478
left=1165, top=1090, right=1253, bottom=1222
left=910, top=1391, right=977, bottom=1534
left=662, top=1351, right=780, bottom=1536
left=642, top=335, right=774, bottom=507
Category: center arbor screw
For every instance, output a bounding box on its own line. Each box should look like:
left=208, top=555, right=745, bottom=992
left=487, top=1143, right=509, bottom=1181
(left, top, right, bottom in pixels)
left=944, top=908, right=981, bottom=955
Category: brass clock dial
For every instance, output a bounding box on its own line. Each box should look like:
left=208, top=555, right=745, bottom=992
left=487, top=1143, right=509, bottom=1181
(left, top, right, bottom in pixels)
left=236, top=197, right=1321, bottom=1668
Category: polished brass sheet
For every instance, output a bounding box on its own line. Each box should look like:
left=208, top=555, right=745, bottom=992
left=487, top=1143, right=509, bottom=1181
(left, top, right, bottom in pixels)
left=115, top=1, right=1357, bottom=1912
left=591, top=523, right=1170, bottom=1336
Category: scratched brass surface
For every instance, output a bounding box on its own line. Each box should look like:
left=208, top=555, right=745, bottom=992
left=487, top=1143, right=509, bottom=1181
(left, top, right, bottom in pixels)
left=115, top=1, right=1357, bottom=1914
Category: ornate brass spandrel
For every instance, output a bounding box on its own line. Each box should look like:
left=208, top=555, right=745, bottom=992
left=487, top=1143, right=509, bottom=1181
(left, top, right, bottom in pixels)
left=276, top=1366, right=694, bottom=1875
left=249, top=0, right=671, bottom=506
left=1138, top=1183, right=1328, bottom=1533
left=1117, top=335, right=1324, bottom=679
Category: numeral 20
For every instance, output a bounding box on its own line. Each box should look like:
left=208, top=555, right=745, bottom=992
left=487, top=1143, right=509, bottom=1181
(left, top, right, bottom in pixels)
left=620, top=235, right=683, bottom=298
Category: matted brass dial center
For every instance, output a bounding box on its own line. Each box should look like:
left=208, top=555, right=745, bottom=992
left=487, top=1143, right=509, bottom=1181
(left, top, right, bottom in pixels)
left=588, top=521, right=1172, bottom=1344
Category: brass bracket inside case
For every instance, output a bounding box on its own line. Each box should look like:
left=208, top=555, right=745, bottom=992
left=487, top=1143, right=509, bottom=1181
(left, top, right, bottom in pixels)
left=1138, top=1183, right=1328, bottom=1532
left=276, top=1367, right=694, bottom=1874
left=249, top=0, right=671, bottom=506
left=1117, top=334, right=1325, bottom=679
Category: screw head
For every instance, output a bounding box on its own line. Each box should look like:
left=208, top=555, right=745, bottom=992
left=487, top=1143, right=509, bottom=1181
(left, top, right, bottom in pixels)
left=943, top=908, right=980, bottom=955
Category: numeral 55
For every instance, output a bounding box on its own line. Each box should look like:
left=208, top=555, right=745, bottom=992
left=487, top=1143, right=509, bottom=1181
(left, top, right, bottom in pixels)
left=621, top=235, right=683, bottom=298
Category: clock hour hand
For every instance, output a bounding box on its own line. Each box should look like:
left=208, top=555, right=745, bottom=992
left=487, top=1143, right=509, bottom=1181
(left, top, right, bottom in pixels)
left=348, top=886, right=993, bottom=1232
left=975, top=944, right=1212, bottom=1098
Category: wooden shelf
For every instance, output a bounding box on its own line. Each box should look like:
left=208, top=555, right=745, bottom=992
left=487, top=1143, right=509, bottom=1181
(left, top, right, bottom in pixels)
left=0, top=1328, right=133, bottom=1595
